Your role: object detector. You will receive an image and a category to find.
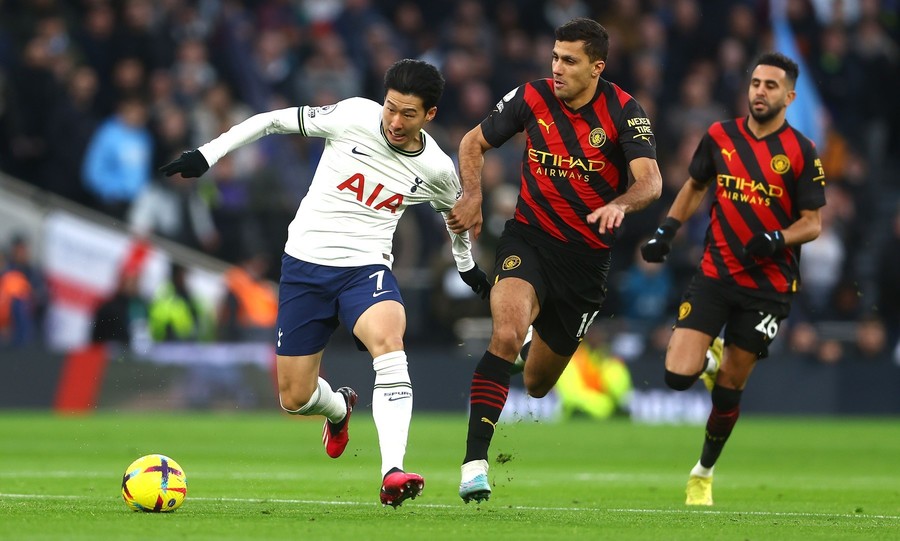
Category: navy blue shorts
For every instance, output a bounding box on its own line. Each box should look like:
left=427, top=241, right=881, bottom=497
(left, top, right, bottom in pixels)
left=275, top=254, right=404, bottom=356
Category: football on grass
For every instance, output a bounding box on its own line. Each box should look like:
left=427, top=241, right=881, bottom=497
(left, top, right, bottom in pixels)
left=121, top=454, right=187, bottom=512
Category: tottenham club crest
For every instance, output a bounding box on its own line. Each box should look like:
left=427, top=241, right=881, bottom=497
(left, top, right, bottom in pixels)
left=589, top=127, right=607, bottom=148
left=307, top=104, right=337, bottom=118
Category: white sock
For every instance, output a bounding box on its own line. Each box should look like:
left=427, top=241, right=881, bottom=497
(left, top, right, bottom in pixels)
left=691, top=460, right=714, bottom=478
left=704, top=351, right=718, bottom=374
left=281, top=377, right=347, bottom=423
left=461, top=459, right=489, bottom=481
left=372, top=351, right=412, bottom=478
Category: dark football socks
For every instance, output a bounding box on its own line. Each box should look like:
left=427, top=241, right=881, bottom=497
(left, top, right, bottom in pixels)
left=700, top=386, right=743, bottom=468
left=463, top=351, right=512, bottom=463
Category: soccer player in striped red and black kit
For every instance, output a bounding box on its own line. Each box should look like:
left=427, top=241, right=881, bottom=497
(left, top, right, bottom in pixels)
left=447, top=18, right=662, bottom=503
left=641, top=52, right=826, bottom=506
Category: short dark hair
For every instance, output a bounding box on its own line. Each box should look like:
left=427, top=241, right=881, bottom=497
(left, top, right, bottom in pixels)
left=383, top=59, right=445, bottom=111
left=753, top=52, right=800, bottom=87
left=555, top=18, right=609, bottom=62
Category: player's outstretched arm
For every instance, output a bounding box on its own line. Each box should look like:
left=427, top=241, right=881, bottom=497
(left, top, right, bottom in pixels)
left=160, top=108, right=302, bottom=178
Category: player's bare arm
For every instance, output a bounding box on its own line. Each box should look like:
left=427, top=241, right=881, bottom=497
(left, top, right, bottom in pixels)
left=448, top=125, right=491, bottom=239
left=780, top=208, right=822, bottom=245
left=744, top=207, right=822, bottom=259
left=587, top=156, right=662, bottom=234
left=667, top=176, right=710, bottom=223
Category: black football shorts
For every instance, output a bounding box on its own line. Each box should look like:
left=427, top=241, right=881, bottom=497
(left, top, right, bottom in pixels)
left=675, top=274, right=791, bottom=359
left=493, top=221, right=610, bottom=356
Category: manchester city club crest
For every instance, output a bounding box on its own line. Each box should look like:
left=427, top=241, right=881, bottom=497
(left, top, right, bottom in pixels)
left=502, top=255, right=521, bottom=271
left=589, top=127, right=607, bottom=148
left=770, top=154, right=791, bottom=174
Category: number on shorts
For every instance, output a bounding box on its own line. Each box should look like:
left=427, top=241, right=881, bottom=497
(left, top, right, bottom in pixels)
left=576, top=311, right=599, bottom=338
left=369, top=269, right=385, bottom=291
left=754, top=312, right=780, bottom=340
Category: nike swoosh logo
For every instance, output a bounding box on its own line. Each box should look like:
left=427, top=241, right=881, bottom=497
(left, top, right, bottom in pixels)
left=352, top=146, right=370, bottom=157
left=387, top=395, right=410, bottom=401
left=372, top=290, right=394, bottom=298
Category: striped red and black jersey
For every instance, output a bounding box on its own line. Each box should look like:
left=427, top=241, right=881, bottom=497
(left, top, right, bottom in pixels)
left=480, top=78, right=657, bottom=253
left=688, top=118, right=826, bottom=296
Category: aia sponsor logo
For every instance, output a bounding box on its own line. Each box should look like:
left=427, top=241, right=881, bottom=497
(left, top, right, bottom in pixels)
left=337, top=173, right=403, bottom=213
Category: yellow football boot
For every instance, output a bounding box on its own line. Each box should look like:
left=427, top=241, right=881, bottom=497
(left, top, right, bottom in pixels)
left=685, top=474, right=714, bottom=506
left=700, top=337, right=724, bottom=392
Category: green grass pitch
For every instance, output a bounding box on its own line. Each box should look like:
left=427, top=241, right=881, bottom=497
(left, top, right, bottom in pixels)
left=0, top=412, right=898, bottom=540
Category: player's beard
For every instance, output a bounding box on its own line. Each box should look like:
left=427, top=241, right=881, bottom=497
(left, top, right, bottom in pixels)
left=749, top=99, right=784, bottom=124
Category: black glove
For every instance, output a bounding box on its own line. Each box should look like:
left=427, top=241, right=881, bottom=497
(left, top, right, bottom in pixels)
left=743, top=230, right=785, bottom=258
left=459, top=264, right=490, bottom=300
left=160, top=149, right=210, bottom=178
left=640, top=217, right=681, bottom=263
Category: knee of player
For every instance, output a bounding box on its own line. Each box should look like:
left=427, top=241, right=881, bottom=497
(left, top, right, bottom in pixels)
left=367, top=334, right=405, bottom=356
left=524, top=378, right=552, bottom=399
left=278, top=388, right=313, bottom=413
left=490, top=325, right=528, bottom=358
left=664, top=369, right=700, bottom=391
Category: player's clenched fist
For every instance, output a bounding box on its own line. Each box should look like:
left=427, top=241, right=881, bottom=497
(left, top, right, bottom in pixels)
left=160, top=149, right=210, bottom=178
left=640, top=217, right=681, bottom=263
left=459, top=264, right=491, bottom=300
left=743, top=230, right=785, bottom=258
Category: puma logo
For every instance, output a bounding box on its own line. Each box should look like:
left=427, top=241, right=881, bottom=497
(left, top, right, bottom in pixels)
left=480, top=417, right=496, bottom=429
left=537, top=118, right=555, bottom=133
left=721, top=148, right=736, bottom=161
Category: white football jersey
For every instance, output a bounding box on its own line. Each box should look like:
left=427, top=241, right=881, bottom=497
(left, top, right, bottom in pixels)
left=198, top=97, right=473, bottom=271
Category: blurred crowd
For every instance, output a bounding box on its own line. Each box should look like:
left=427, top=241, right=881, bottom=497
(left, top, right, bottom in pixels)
left=0, top=0, right=898, bottom=364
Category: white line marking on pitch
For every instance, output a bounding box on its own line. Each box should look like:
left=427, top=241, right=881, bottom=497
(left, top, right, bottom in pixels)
left=0, top=470, right=321, bottom=480
left=1, top=493, right=898, bottom=521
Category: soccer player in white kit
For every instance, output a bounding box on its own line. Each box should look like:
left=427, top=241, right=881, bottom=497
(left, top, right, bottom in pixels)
left=160, top=59, right=490, bottom=508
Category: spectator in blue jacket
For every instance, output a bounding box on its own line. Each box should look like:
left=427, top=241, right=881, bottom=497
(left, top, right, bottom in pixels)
left=82, top=95, right=153, bottom=219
